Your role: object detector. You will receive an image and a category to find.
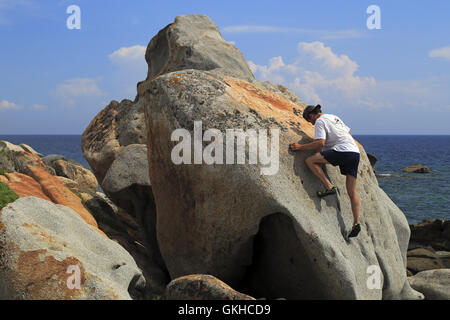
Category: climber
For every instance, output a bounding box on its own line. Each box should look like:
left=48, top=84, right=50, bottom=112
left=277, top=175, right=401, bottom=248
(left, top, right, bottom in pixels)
left=289, top=104, right=361, bottom=238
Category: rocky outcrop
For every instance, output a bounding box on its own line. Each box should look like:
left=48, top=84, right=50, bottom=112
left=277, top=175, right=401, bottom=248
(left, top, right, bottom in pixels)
left=402, top=164, right=430, bottom=173
left=145, top=14, right=255, bottom=83
left=142, top=69, right=422, bottom=299
left=82, top=101, right=169, bottom=296
left=166, top=274, right=255, bottom=300
left=137, top=15, right=423, bottom=300
left=48, top=158, right=98, bottom=194
left=2, top=166, right=99, bottom=231
left=409, top=219, right=450, bottom=251
left=0, top=197, right=146, bottom=299
left=407, top=247, right=445, bottom=275
left=408, top=269, right=450, bottom=300
left=84, top=192, right=169, bottom=298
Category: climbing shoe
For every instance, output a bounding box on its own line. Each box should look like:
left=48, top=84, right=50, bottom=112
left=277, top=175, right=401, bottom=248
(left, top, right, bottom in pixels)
left=317, top=186, right=338, bottom=198
left=348, top=223, right=361, bottom=238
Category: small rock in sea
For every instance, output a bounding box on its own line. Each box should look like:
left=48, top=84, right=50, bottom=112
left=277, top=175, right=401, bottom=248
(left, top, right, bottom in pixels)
left=402, top=164, right=430, bottom=173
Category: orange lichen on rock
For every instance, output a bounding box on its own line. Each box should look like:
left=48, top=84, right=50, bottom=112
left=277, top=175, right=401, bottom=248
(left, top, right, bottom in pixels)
left=225, top=77, right=315, bottom=138
left=15, top=249, right=86, bottom=300
left=3, top=172, right=51, bottom=201
left=25, top=166, right=99, bottom=229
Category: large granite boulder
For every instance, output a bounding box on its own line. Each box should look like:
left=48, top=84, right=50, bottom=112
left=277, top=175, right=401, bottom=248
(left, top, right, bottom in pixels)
left=0, top=197, right=146, bottom=299
left=408, top=269, right=450, bottom=300
left=407, top=247, right=445, bottom=275
left=410, top=219, right=450, bottom=251
left=142, top=66, right=422, bottom=299
left=145, top=14, right=255, bottom=82
left=166, top=274, right=255, bottom=300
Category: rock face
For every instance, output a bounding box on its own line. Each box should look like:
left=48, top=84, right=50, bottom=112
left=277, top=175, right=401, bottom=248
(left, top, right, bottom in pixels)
left=46, top=158, right=98, bottom=194
left=139, top=15, right=423, bottom=300
left=407, top=247, right=445, bottom=275
left=0, top=197, right=146, bottom=299
left=402, top=164, right=430, bottom=173
left=410, top=219, right=450, bottom=251
left=408, top=269, right=450, bottom=300
left=82, top=93, right=169, bottom=295
left=2, top=166, right=99, bottom=231
left=84, top=192, right=169, bottom=298
left=166, top=274, right=255, bottom=300
left=145, top=14, right=255, bottom=82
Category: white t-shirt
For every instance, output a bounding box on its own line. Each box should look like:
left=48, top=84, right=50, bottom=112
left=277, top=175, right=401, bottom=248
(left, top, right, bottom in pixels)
left=314, top=114, right=360, bottom=153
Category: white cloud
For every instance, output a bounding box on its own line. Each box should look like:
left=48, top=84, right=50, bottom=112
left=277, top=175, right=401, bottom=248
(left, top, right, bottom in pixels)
left=0, top=100, right=21, bottom=110
left=108, top=45, right=147, bottom=97
left=429, top=46, right=450, bottom=60
left=250, top=41, right=450, bottom=112
left=54, top=78, right=104, bottom=106
left=249, top=41, right=376, bottom=108
left=221, top=25, right=364, bottom=40
left=109, top=45, right=146, bottom=65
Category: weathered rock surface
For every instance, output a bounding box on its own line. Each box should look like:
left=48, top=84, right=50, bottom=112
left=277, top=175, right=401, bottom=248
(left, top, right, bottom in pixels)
left=166, top=274, right=255, bottom=300
left=2, top=166, right=99, bottom=230
left=408, top=269, right=450, bottom=300
left=82, top=98, right=147, bottom=185
left=409, top=219, right=450, bottom=251
left=50, top=159, right=98, bottom=194
left=402, top=164, right=430, bottom=173
left=143, top=67, right=421, bottom=299
left=407, top=247, right=445, bottom=275
left=0, top=197, right=146, bottom=299
left=85, top=192, right=169, bottom=298
left=145, top=14, right=255, bottom=83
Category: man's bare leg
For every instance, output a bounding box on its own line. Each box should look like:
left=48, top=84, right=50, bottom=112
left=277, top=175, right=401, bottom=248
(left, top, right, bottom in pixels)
left=305, top=153, right=334, bottom=190
left=345, top=174, right=360, bottom=226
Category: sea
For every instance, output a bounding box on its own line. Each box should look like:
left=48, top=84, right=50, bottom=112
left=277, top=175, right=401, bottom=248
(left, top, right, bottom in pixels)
left=1, top=134, right=449, bottom=224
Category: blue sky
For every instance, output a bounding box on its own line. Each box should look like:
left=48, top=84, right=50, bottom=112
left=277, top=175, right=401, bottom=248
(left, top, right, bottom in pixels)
left=0, top=0, right=449, bottom=134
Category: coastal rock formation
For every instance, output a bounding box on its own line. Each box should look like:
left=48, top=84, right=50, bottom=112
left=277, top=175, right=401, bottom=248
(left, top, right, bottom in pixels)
left=85, top=192, right=169, bottom=298
left=407, top=247, right=445, bottom=275
left=402, top=164, right=430, bottom=173
left=0, top=197, right=146, bottom=299
left=408, top=269, right=450, bottom=300
left=409, top=219, right=450, bottom=251
left=166, top=274, right=255, bottom=300
left=45, top=158, right=98, bottom=194
left=140, top=14, right=423, bottom=300
left=145, top=14, right=255, bottom=82
left=82, top=99, right=169, bottom=295
left=2, top=166, right=99, bottom=230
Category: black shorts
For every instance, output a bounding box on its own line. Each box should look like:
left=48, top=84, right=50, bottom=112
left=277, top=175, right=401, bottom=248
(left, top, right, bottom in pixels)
left=320, top=150, right=360, bottom=178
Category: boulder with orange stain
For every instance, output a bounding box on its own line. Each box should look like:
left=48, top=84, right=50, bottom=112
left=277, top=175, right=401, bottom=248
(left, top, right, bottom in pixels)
left=2, top=166, right=98, bottom=230
left=0, top=197, right=146, bottom=300
left=143, top=67, right=422, bottom=300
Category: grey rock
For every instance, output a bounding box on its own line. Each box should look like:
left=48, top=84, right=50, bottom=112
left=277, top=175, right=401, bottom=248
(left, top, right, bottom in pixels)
left=102, top=144, right=150, bottom=193
left=143, top=68, right=422, bottom=300
left=0, top=197, right=146, bottom=300
left=145, top=14, right=255, bottom=82
left=408, top=269, right=450, bottom=300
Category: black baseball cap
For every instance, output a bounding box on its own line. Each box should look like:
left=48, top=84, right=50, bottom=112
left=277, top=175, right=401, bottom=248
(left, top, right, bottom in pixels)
left=302, top=104, right=322, bottom=120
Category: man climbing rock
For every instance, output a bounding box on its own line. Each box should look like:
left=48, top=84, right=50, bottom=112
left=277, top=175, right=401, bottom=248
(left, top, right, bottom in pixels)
left=289, top=104, right=361, bottom=238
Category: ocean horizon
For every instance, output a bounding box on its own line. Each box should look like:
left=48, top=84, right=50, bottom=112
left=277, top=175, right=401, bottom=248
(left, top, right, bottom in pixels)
left=1, top=134, right=449, bottom=224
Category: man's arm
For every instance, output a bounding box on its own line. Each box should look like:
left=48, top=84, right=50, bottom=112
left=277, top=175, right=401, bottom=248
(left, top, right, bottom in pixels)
left=290, top=139, right=325, bottom=151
